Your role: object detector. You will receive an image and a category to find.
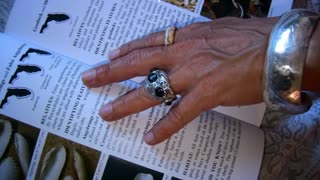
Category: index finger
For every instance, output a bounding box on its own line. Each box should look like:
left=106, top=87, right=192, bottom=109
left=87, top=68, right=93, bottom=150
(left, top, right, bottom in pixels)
left=109, top=31, right=165, bottom=60
left=109, top=22, right=205, bottom=60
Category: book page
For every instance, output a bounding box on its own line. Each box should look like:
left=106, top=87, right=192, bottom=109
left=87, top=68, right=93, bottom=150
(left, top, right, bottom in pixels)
left=5, top=0, right=207, bottom=65
left=0, top=0, right=15, bottom=32
left=213, top=104, right=266, bottom=127
left=0, top=34, right=264, bottom=180
left=161, top=0, right=205, bottom=14
left=268, top=0, right=294, bottom=17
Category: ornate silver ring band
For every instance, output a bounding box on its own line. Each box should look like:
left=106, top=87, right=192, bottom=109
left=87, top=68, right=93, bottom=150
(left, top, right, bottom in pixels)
left=144, top=69, right=177, bottom=105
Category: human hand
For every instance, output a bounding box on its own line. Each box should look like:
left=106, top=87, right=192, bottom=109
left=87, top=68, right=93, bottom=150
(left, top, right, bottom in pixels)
left=82, top=17, right=278, bottom=145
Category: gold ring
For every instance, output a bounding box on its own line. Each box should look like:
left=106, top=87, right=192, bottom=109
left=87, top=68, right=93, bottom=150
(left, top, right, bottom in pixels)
left=164, top=26, right=177, bottom=46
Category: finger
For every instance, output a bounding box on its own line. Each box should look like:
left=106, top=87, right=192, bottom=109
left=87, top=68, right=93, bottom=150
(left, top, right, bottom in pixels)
left=109, top=22, right=206, bottom=60
left=109, top=31, right=165, bottom=60
left=99, top=69, right=188, bottom=121
left=82, top=46, right=169, bottom=88
left=82, top=38, right=205, bottom=88
left=143, top=91, right=206, bottom=145
left=99, top=86, right=160, bottom=121
left=82, top=36, right=209, bottom=88
left=143, top=73, right=224, bottom=145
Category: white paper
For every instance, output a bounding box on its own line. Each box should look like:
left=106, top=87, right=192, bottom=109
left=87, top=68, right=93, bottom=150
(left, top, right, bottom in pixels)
left=213, top=103, right=266, bottom=127
left=268, top=0, right=293, bottom=17
left=5, top=0, right=203, bottom=65
left=0, top=0, right=15, bottom=32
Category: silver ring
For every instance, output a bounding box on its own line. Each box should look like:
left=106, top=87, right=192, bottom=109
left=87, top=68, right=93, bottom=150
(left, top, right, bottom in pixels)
left=164, top=26, right=177, bottom=46
left=263, top=9, right=318, bottom=113
left=144, top=69, right=177, bottom=105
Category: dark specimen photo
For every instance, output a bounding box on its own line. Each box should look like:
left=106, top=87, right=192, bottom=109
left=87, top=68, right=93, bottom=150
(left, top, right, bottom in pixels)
left=0, top=115, right=40, bottom=179
left=102, top=155, right=164, bottom=180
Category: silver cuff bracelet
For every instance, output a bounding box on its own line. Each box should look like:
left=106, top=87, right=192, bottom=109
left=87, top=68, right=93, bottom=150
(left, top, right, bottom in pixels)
left=263, top=9, right=319, bottom=114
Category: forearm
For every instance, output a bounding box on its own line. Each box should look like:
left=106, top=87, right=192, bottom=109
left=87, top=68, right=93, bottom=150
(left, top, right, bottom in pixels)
left=303, top=21, right=320, bottom=93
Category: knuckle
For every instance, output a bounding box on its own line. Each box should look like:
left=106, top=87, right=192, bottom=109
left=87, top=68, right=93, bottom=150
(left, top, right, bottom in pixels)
left=112, top=96, right=128, bottom=118
left=144, top=36, right=154, bottom=46
left=151, top=46, right=170, bottom=65
left=126, top=42, right=133, bottom=52
left=96, top=64, right=111, bottom=83
left=170, top=40, right=194, bottom=53
left=168, top=106, right=184, bottom=126
left=122, top=41, right=134, bottom=54
left=199, top=35, right=210, bottom=47
left=137, top=87, right=156, bottom=105
left=112, top=97, right=127, bottom=115
left=125, top=50, right=141, bottom=67
left=120, top=43, right=128, bottom=54
left=158, top=46, right=166, bottom=55
left=151, top=121, right=171, bottom=142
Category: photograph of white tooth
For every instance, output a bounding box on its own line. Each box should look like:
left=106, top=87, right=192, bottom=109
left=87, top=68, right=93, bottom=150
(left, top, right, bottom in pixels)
left=63, top=175, right=75, bottom=180
left=14, top=133, right=31, bottom=176
left=73, top=150, right=87, bottom=180
left=0, top=119, right=12, bottom=159
left=40, top=145, right=66, bottom=180
left=134, top=173, right=154, bottom=180
left=0, top=156, right=20, bottom=180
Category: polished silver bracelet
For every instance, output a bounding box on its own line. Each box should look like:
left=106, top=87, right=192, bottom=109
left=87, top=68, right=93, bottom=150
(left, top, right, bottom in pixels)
left=263, top=9, right=319, bottom=114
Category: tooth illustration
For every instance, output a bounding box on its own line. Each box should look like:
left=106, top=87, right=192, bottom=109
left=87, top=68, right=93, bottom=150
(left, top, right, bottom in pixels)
left=14, top=133, right=31, bottom=176
left=0, top=156, right=20, bottom=180
left=73, top=150, right=87, bottom=180
left=39, top=145, right=66, bottom=180
left=63, top=175, right=74, bottom=180
left=0, top=119, right=12, bottom=159
left=134, top=173, right=154, bottom=180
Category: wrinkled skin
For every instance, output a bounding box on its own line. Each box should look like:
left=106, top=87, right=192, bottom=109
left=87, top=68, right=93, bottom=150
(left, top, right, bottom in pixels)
left=81, top=17, right=279, bottom=145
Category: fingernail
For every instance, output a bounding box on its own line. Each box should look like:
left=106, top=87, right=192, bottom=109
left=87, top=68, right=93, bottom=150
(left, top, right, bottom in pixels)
left=81, top=69, right=96, bottom=85
left=109, top=49, right=120, bottom=60
left=99, top=103, right=113, bottom=121
left=144, top=132, right=156, bottom=145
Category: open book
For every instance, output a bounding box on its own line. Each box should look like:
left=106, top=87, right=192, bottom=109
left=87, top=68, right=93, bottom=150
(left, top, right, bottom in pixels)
left=0, top=0, right=292, bottom=179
